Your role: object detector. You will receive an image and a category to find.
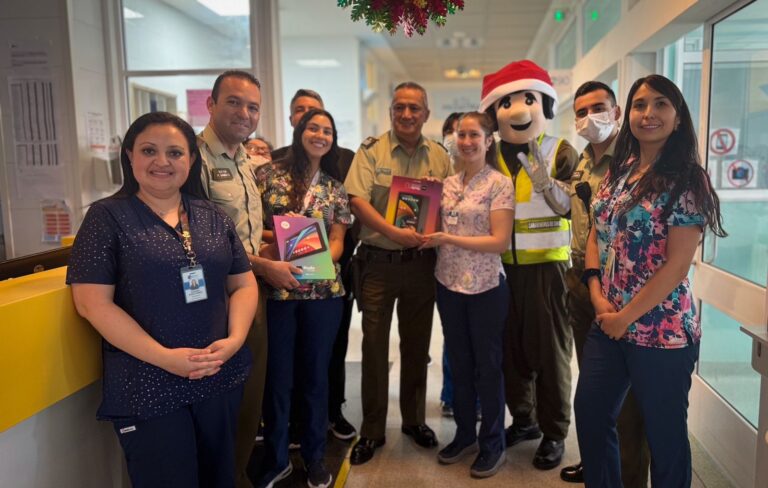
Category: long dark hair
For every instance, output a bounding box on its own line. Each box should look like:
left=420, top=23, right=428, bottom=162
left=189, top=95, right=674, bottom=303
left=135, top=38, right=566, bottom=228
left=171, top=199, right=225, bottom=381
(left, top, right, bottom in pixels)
left=111, top=112, right=207, bottom=200
left=278, top=108, right=340, bottom=211
left=609, top=75, right=726, bottom=237
left=457, top=112, right=501, bottom=172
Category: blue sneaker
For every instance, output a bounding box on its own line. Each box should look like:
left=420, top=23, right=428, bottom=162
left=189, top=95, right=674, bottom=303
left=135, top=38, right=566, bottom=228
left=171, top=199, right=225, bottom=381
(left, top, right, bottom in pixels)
left=257, top=462, right=292, bottom=488
left=470, top=450, right=506, bottom=478
left=437, top=440, right=478, bottom=464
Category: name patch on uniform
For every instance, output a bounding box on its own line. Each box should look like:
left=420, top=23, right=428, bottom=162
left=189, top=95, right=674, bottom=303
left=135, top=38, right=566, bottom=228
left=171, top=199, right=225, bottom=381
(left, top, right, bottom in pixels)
left=375, top=167, right=392, bottom=176
left=572, top=170, right=584, bottom=180
left=119, top=426, right=136, bottom=434
left=211, top=168, right=234, bottom=181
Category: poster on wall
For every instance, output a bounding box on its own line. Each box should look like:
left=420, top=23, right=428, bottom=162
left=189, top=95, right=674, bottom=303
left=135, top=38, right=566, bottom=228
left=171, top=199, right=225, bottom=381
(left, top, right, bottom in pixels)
left=9, top=76, right=65, bottom=199
left=41, top=200, right=72, bottom=244
left=187, top=89, right=211, bottom=129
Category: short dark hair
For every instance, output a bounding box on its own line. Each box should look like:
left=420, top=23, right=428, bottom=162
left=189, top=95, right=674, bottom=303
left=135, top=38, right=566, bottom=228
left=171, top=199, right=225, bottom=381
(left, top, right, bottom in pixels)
left=245, top=136, right=273, bottom=152
left=393, top=81, right=429, bottom=108
left=574, top=81, right=617, bottom=106
left=441, top=112, right=463, bottom=136
left=290, top=89, right=324, bottom=110
left=211, top=70, right=261, bottom=102
left=113, top=112, right=206, bottom=200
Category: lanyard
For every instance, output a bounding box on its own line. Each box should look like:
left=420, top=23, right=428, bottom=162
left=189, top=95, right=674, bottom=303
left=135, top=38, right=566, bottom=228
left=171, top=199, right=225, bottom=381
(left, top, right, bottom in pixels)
left=301, top=169, right=322, bottom=213
left=175, top=201, right=198, bottom=268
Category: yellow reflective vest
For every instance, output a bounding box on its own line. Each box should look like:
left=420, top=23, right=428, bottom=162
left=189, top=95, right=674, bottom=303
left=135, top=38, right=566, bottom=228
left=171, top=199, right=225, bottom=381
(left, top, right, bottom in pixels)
left=498, top=134, right=571, bottom=265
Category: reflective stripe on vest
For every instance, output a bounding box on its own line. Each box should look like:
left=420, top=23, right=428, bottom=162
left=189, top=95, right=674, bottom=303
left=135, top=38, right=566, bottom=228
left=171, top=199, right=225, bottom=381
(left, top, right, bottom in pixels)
left=498, top=134, right=571, bottom=265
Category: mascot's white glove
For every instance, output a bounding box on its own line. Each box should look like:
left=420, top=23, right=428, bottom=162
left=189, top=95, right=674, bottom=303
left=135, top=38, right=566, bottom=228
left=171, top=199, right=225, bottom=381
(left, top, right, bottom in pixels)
left=517, top=138, right=551, bottom=192
left=517, top=138, right=571, bottom=216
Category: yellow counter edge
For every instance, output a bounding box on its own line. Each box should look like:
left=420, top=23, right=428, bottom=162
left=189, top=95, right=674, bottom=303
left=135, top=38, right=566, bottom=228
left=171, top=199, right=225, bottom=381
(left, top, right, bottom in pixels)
left=0, top=266, right=102, bottom=433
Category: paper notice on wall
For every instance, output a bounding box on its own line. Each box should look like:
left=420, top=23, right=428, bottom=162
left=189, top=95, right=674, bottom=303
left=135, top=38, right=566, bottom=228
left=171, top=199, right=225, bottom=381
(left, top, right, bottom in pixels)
left=10, top=40, right=51, bottom=69
left=9, top=76, right=65, bottom=199
left=86, top=111, right=108, bottom=154
left=41, top=200, right=72, bottom=244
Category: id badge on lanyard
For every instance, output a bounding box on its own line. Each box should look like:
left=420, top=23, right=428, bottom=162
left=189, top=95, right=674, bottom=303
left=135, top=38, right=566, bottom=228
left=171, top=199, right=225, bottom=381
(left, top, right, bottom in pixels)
left=177, top=202, right=208, bottom=303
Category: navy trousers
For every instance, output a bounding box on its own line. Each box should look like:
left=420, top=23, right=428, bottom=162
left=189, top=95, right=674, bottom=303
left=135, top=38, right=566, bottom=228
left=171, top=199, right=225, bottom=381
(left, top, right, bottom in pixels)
left=436, top=279, right=508, bottom=455
left=113, top=384, right=243, bottom=488
left=575, top=325, right=699, bottom=488
left=263, top=297, right=342, bottom=470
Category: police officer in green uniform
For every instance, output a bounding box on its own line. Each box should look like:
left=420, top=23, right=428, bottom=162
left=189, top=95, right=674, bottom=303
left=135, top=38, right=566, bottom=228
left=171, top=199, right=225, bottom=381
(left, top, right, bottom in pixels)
left=559, top=81, right=650, bottom=486
left=198, top=70, right=301, bottom=488
left=480, top=60, right=578, bottom=470
left=344, top=82, right=452, bottom=466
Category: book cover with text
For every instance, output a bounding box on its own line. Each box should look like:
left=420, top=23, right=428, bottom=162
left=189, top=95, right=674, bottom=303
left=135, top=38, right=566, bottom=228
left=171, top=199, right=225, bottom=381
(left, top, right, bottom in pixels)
left=274, top=216, right=335, bottom=281
left=385, top=176, right=442, bottom=234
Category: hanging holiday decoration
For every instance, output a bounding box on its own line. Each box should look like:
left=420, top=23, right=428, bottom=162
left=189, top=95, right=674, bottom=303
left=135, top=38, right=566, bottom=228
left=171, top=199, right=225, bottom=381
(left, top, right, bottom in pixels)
left=337, top=0, right=465, bottom=37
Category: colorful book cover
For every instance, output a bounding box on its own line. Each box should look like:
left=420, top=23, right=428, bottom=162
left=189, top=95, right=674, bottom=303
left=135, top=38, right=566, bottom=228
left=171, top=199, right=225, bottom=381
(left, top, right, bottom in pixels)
left=384, top=176, right=442, bottom=234
left=273, top=216, right=335, bottom=281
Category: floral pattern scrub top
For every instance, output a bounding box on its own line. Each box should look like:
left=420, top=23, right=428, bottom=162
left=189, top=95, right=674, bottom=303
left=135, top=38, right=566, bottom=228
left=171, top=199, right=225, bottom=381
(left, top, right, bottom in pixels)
left=255, top=163, right=352, bottom=301
left=436, top=165, right=515, bottom=294
left=592, top=162, right=705, bottom=349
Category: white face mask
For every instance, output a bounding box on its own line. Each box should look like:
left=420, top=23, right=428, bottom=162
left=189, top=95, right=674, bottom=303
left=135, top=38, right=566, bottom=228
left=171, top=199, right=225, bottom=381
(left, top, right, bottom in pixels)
left=576, top=109, right=617, bottom=144
left=442, top=133, right=459, bottom=158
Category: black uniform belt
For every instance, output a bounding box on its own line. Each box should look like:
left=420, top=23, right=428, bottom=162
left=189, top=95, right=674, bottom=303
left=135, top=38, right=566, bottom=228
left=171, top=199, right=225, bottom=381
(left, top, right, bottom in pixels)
left=358, top=244, right=434, bottom=264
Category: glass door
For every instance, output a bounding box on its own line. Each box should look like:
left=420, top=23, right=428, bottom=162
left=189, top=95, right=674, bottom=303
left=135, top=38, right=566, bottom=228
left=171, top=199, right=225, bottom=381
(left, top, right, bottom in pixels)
left=690, top=1, right=768, bottom=486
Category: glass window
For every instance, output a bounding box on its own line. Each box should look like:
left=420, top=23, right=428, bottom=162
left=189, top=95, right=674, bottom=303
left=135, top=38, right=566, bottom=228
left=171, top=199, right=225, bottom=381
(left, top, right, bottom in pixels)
left=122, top=0, right=251, bottom=71
left=582, top=0, right=621, bottom=55
left=702, top=0, right=768, bottom=287
left=127, top=75, right=217, bottom=132
left=698, top=303, right=760, bottom=427
left=662, top=27, right=704, bottom=139
left=554, top=22, right=576, bottom=69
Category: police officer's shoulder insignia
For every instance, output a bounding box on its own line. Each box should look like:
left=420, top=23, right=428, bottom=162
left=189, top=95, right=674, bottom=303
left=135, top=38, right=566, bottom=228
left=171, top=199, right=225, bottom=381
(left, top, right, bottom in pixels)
left=361, top=137, right=378, bottom=149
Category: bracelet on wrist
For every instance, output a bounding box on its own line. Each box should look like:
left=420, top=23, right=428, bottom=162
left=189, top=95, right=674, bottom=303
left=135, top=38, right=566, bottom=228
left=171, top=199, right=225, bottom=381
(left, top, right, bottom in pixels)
left=581, top=268, right=601, bottom=287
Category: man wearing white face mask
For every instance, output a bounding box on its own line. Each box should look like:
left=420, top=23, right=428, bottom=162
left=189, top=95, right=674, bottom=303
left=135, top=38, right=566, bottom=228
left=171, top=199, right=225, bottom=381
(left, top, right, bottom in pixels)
left=560, top=81, right=650, bottom=486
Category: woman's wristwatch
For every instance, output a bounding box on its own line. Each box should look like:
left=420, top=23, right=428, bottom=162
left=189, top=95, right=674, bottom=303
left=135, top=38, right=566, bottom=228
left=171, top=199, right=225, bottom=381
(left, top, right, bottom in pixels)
left=581, top=268, right=601, bottom=286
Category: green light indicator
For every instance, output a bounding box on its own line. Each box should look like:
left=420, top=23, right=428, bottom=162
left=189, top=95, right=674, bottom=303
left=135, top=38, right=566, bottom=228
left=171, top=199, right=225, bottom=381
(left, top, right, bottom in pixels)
left=554, top=9, right=564, bottom=22
left=591, top=10, right=599, bottom=21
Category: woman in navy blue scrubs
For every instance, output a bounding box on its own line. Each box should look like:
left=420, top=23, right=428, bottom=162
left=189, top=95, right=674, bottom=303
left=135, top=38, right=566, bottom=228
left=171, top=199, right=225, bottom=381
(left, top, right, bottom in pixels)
left=575, top=75, right=726, bottom=487
left=68, top=112, right=258, bottom=488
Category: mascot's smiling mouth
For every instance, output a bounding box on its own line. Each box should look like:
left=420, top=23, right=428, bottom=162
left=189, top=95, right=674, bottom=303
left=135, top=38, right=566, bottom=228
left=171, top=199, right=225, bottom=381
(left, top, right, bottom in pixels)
left=510, top=121, right=532, bottom=131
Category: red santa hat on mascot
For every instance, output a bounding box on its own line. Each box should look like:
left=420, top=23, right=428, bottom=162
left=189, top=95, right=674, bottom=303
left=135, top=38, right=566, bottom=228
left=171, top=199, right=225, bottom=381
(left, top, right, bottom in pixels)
left=479, top=59, right=558, bottom=115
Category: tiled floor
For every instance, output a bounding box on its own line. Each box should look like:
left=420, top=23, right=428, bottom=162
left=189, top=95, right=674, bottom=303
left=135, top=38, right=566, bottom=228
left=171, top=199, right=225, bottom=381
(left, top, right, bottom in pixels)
left=250, top=306, right=737, bottom=487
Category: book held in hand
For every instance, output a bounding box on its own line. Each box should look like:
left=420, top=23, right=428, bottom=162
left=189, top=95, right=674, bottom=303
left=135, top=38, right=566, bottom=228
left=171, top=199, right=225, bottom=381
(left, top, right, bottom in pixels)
left=273, top=216, right=335, bottom=281
left=385, top=176, right=442, bottom=234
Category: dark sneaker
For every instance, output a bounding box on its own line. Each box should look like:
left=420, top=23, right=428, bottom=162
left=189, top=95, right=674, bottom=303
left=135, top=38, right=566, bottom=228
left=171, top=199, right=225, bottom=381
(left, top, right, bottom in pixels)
left=470, top=450, right=506, bottom=478
left=329, top=414, right=357, bottom=440
left=533, top=438, right=565, bottom=470
left=437, top=440, right=478, bottom=464
left=504, top=422, right=542, bottom=447
left=257, top=463, right=292, bottom=488
left=440, top=402, right=454, bottom=417
left=306, top=462, right=332, bottom=488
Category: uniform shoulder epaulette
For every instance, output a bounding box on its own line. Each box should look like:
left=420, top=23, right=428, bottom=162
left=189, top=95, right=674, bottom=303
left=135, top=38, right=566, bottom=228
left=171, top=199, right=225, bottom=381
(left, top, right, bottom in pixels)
left=361, top=136, right=378, bottom=149
left=436, top=141, right=448, bottom=152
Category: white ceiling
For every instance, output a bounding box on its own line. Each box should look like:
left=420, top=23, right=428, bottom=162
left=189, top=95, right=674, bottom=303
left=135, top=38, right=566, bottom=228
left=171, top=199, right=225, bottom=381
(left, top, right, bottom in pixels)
left=278, top=0, right=554, bottom=82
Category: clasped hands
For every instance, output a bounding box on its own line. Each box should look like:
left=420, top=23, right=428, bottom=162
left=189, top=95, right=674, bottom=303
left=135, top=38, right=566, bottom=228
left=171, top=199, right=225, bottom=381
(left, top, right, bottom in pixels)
left=592, top=295, right=631, bottom=340
left=163, top=337, right=242, bottom=380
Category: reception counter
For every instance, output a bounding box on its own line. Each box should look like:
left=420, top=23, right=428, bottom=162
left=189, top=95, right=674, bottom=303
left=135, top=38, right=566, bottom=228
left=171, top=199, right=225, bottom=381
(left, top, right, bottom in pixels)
left=0, top=266, right=128, bottom=487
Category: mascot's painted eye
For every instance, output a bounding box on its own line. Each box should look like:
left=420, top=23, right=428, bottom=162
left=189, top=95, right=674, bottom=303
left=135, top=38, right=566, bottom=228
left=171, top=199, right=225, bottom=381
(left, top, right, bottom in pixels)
left=499, top=95, right=512, bottom=109
left=525, top=92, right=537, bottom=106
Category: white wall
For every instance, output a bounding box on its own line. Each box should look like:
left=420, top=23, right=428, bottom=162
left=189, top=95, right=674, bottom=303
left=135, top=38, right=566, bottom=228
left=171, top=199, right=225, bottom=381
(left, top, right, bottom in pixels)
left=279, top=36, right=362, bottom=151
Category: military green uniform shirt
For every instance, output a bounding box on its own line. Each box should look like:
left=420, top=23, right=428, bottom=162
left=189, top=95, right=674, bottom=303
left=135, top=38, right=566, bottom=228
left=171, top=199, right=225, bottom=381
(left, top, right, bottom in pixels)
left=198, top=125, right=263, bottom=255
left=344, top=130, right=452, bottom=250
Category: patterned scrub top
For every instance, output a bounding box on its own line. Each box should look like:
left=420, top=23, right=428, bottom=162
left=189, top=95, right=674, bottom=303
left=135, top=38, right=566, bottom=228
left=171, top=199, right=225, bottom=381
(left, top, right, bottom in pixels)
left=592, top=163, right=705, bottom=349
left=66, top=195, right=252, bottom=421
left=436, top=165, right=515, bottom=294
left=255, top=163, right=352, bottom=300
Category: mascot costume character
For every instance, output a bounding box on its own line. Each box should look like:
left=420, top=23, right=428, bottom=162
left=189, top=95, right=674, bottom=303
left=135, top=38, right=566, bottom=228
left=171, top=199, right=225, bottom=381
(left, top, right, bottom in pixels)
left=479, top=59, right=578, bottom=470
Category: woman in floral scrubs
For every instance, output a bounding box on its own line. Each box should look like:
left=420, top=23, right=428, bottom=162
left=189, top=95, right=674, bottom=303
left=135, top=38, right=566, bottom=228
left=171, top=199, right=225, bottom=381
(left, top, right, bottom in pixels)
left=255, top=108, right=351, bottom=488
left=575, top=75, right=726, bottom=488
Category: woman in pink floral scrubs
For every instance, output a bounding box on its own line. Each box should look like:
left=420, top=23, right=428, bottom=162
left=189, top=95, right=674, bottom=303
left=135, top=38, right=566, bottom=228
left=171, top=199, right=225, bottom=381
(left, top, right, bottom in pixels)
left=575, top=75, right=726, bottom=488
left=422, top=112, right=515, bottom=478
